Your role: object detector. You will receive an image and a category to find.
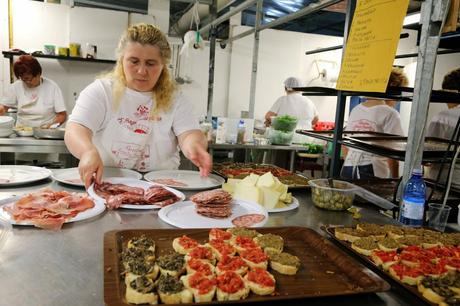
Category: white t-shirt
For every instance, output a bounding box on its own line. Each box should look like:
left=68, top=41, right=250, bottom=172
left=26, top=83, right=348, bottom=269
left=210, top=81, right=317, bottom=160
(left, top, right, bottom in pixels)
left=1, top=77, right=66, bottom=127
left=69, top=79, right=200, bottom=171
left=269, top=93, right=318, bottom=143
left=343, top=103, right=404, bottom=178
left=426, top=105, right=460, bottom=189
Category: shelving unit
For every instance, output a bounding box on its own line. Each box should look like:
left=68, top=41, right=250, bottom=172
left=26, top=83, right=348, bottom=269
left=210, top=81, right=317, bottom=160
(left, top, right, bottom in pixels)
left=2, top=51, right=116, bottom=64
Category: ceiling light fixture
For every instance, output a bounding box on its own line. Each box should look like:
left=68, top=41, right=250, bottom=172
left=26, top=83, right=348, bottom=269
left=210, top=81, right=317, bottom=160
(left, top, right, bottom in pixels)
left=403, top=13, right=420, bottom=26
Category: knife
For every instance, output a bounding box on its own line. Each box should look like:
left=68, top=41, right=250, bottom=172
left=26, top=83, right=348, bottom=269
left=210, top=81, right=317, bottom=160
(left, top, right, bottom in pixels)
left=0, top=195, right=22, bottom=206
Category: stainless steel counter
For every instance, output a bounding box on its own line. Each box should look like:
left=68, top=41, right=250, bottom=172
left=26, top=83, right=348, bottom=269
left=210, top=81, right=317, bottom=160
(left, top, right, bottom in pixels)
left=0, top=135, right=69, bottom=154
left=0, top=180, right=423, bottom=306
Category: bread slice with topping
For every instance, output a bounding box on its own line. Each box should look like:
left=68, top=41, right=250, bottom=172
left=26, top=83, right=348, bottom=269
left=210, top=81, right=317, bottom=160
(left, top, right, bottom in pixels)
left=181, top=272, right=216, bottom=302
left=244, top=268, right=276, bottom=295
left=269, top=252, right=300, bottom=275
left=215, top=271, right=250, bottom=301
left=351, top=237, right=378, bottom=256
left=125, top=275, right=158, bottom=305
left=240, top=248, right=268, bottom=270
left=184, top=245, right=216, bottom=266
left=172, top=235, right=200, bottom=255
left=254, top=233, right=284, bottom=255
left=156, top=253, right=186, bottom=278
left=227, top=227, right=261, bottom=240
left=185, top=258, right=215, bottom=277
left=206, top=239, right=236, bottom=261
left=215, top=255, right=248, bottom=276
left=209, top=228, right=233, bottom=242
left=157, top=274, right=193, bottom=304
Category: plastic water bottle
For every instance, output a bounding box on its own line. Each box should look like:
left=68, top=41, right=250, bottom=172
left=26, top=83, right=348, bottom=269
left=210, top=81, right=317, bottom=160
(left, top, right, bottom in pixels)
left=399, top=168, right=426, bottom=226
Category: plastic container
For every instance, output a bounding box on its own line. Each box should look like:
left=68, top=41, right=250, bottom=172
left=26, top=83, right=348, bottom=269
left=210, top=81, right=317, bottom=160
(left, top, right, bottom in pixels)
left=268, top=128, right=294, bottom=145
left=313, top=121, right=335, bottom=131
left=399, top=168, right=426, bottom=226
left=309, top=179, right=357, bottom=211
left=0, top=216, right=12, bottom=251
left=271, top=115, right=298, bottom=132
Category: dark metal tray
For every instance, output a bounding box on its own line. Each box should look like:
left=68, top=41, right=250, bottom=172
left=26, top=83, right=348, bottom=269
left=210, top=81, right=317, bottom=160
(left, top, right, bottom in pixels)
left=296, top=130, right=400, bottom=142
left=322, top=225, right=436, bottom=306
left=213, top=162, right=310, bottom=189
left=104, top=227, right=390, bottom=306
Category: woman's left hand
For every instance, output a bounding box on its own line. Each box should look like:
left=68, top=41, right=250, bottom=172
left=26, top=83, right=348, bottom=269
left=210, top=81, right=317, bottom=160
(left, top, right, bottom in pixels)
left=179, top=130, right=212, bottom=176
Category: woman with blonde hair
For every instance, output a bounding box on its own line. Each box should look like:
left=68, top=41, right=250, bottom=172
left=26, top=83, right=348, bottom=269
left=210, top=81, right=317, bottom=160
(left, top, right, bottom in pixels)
left=65, top=23, right=211, bottom=188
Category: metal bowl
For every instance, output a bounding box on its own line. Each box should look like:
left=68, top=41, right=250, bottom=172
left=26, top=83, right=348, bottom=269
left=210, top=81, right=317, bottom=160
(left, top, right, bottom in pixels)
left=33, top=127, right=65, bottom=139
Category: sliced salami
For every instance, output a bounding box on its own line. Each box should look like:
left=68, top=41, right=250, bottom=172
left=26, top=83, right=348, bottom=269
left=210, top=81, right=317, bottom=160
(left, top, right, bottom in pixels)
left=231, top=214, right=266, bottom=227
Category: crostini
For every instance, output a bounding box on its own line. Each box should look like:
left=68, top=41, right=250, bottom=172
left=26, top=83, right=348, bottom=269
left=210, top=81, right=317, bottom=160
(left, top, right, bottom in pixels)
left=245, top=267, right=276, bottom=295
left=216, top=254, right=248, bottom=276
left=157, top=274, right=193, bottom=304
left=254, top=233, right=284, bottom=255
left=172, top=235, right=200, bottom=255
left=240, top=248, right=268, bottom=270
left=206, top=239, right=236, bottom=261
left=215, top=271, right=250, bottom=301
left=181, top=272, right=216, bottom=302
left=156, top=253, right=186, bottom=278
left=269, top=252, right=301, bottom=275
left=125, top=275, right=158, bottom=305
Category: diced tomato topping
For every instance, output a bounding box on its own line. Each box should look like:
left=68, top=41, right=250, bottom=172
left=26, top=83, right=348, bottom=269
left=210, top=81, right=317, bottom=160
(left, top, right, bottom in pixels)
left=235, top=236, right=258, bottom=250
left=240, top=248, right=268, bottom=263
left=402, top=246, right=422, bottom=253
left=209, top=239, right=235, bottom=255
left=372, top=250, right=397, bottom=262
left=217, top=255, right=247, bottom=271
left=188, top=259, right=212, bottom=275
left=216, top=271, right=245, bottom=293
left=179, top=235, right=199, bottom=249
left=247, top=268, right=275, bottom=287
left=419, top=262, right=447, bottom=275
left=391, top=264, right=424, bottom=278
left=431, top=246, right=456, bottom=258
left=210, top=228, right=232, bottom=241
left=189, top=272, right=216, bottom=294
left=189, top=246, right=213, bottom=260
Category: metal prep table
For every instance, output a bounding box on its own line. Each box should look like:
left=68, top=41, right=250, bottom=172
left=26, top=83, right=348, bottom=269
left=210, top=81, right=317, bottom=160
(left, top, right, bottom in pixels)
left=0, top=178, right=431, bottom=306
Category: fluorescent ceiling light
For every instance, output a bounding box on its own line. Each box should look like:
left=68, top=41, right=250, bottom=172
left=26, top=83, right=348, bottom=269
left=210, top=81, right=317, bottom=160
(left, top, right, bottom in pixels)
left=403, top=13, right=420, bottom=26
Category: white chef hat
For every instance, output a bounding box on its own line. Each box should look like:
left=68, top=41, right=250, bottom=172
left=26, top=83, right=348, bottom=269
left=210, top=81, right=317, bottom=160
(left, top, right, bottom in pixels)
left=284, top=77, right=303, bottom=89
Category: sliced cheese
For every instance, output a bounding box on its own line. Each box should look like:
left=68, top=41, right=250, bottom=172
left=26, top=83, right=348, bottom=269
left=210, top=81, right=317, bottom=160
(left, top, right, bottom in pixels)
left=256, top=172, right=276, bottom=189
left=240, top=173, right=260, bottom=187
left=260, top=187, right=281, bottom=210
left=222, top=182, right=235, bottom=193
left=234, top=184, right=263, bottom=204
left=227, top=178, right=242, bottom=185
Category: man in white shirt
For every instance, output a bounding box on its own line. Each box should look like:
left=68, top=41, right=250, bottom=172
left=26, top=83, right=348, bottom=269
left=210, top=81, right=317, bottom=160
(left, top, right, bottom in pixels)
left=426, top=68, right=460, bottom=189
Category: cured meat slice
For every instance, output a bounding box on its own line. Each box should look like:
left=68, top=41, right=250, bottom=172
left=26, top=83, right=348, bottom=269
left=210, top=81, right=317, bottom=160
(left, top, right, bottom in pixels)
left=231, top=214, right=266, bottom=227
left=152, top=178, right=187, bottom=187
left=190, top=189, right=233, bottom=219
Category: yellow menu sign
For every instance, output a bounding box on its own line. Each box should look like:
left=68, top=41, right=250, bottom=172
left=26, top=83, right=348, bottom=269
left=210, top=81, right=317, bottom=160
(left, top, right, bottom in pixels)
left=336, top=0, right=410, bottom=92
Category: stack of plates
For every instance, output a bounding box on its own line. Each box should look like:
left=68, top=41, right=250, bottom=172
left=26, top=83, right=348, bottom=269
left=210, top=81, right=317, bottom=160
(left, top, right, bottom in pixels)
left=0, top=117, right=14, bottom=137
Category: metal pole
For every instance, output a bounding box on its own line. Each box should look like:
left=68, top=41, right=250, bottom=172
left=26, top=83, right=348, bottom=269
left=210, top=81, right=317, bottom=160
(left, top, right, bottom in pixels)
left=222, top=0, right=341, bottom=45
left=198, top=0, right=257, bottom=34
left=329, top=0, right=356, bottom=177
left=402, top=0, right=451, bottom=184
left=206, top=1, right=218, bottom=121
left=248, top=0, right=263, bottom=118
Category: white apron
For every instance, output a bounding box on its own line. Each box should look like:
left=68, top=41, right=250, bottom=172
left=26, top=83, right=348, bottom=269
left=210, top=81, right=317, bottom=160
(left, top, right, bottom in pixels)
left=93, top=110, right=180, bottom=172
left=17, top=95, right=54, bottom=127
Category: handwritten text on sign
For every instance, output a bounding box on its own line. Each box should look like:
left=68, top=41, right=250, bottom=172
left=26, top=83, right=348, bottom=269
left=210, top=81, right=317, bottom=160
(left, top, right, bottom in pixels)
left=336, top=0, right=410, bottom=92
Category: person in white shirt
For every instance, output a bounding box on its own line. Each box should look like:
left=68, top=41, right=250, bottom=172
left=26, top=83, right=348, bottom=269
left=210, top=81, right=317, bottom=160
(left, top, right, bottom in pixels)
left=425, top=68, right=460, bottom=189
left=65, top=23, right=211, bottom=188
left=341, top=67, right=408, bottom=179
left=0, top=55, right=67, bottom=128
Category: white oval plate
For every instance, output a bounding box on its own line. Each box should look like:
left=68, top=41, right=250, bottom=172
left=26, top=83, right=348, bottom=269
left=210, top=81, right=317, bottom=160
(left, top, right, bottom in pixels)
left=52, top=167, right=142, bottom=187
left=158, top=199, right=268, bottom=228
left=0, top=195, right=106, bottom=226
left=0, top=165, right=52, bottom=186
left=144, top=170, right=225, bottom=191
left=267, top=196, right=300, bottom=213
left=87, top=177, right=185, bottom=210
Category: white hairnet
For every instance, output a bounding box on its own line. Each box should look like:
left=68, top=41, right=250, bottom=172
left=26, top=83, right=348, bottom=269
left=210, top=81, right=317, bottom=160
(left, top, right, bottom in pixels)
left=284, top=77, right=303, bottom=89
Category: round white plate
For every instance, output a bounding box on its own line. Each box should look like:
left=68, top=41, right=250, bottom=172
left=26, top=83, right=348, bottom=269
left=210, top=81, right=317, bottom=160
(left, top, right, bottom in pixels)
left=144, top=170, right=225, bottom=191
left=87, top=177, right=185, bottom=209
left=158, top=199, right=268, bottom=228
left=52, top=167, right=143, bottom=187
left=267, top=196, right=300, bottom=213
left=0, top=166, right=52, bottom=186
left=0, top=195, right=106, bottom=226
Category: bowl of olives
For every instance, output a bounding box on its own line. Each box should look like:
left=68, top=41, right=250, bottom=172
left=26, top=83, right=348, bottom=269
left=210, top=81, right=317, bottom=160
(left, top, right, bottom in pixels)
left=309, top=179, right=356, bottom=211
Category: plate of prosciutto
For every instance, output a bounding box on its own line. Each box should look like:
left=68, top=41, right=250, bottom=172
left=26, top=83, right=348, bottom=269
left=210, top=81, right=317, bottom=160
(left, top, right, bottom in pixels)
left=87, top=177, right=185, bottom=210
left=0, top=165, right=52, bottom=186
left=158, top=189, right=268, bottom=228
left=52, top=167, right=142, bottom=187
left=0, top=188, right=105, bottom=230
left=144, top=170, right=225, bottom=190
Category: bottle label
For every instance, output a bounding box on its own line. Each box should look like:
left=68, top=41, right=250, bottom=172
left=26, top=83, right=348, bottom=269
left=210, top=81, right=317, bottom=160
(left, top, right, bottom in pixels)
left=401, top=199, right=424, bottom=220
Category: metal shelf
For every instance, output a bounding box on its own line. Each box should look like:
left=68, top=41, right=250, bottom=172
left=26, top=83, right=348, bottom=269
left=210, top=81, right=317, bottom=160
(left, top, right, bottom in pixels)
left=2, top=51, right=116, bottom=64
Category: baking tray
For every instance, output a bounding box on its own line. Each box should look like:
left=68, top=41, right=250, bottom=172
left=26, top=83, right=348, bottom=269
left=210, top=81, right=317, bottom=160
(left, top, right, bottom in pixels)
left=104, top=227, right=390, bottom=306
left=213, top=162, right=310, bottom=189
left=296, top=130, right=400, bottom=142
left=33, top=127, right=65, bottom=139
left=322, top=225, right=434, bottom=306
left=346, top=136, right=460, bottom=159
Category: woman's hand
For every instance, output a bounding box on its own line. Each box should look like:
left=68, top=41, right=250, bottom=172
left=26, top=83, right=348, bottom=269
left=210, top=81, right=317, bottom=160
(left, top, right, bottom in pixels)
left=79, top=147, right=104, bottom=189
left=178, top=130, right=212, bottom=176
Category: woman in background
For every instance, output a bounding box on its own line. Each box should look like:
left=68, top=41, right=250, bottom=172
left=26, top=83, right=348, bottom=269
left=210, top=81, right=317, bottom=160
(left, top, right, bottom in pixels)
left=0, top=55, right=67, bottom=128
left=65, top=23, right=211, bottom=188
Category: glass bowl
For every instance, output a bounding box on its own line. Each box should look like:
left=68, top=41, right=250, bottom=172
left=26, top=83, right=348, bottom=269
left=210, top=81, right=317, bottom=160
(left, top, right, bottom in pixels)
left=309, top=179, right=357, bottom=211
left=271, top=115, right=298, bottom=132
left=268, top=129, right=294, bottom=145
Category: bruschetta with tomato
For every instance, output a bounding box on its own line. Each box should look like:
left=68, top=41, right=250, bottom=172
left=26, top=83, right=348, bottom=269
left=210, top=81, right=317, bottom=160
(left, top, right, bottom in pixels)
left=245, top=268, right=276, bottom=295
left=215, top=271, right=250, bottom=301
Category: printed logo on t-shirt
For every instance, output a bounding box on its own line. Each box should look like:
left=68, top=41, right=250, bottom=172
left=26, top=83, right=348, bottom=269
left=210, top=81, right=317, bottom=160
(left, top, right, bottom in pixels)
left=117, top=117, right=151, bottom=134
left=349, top=119, right=377, bottom=132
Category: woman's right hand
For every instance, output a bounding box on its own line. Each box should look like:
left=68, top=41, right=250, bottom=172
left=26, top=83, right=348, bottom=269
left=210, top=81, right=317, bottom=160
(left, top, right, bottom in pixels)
left=78, top=147, right=104, bottom=189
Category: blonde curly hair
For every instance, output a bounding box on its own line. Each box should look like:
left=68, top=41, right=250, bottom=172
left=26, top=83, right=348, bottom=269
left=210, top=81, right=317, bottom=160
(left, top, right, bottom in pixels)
left=388, top=67, right=408, bottom=88
left=102, top=23, right=176, bottom=117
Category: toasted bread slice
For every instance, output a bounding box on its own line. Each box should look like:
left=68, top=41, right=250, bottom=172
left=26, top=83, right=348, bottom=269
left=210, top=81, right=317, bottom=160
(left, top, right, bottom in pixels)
left=370, top=250, right=398, bottom=271
left=209, top=228, right=233, bottom=242
left=334, top=227, right=369, bottom=243
left=172, top=236, right=200, bottom=255
left=351, top=237, right=378, bottom=256
left=377, top=237, right=400, bottom=252
left=125, top=275, right=158, bottom=305
left=157, top=275, right=193, bottom=304
left=184, top=245, right=216, bottom=265
left=181, top=272, right=216, bottom=302
left=206, top=240, right=236, bottom=261
left=185, top=258, right=215, bottom=276
left=269, top=252, right=300, bottom=275
left=156, top=253, right=185, bottom=278
left=240, top=248, right=268, bottom=270
left=215, top=271, right=250, bottom=301
left=244, top=268, right=275, bottom=295
left=232, top=236, right=259, bottom=253
left=216, top=255, right=248, bottom=276
left=227, top=227, right=261, bottom=239
left=254, top=233, right=284, bottom=255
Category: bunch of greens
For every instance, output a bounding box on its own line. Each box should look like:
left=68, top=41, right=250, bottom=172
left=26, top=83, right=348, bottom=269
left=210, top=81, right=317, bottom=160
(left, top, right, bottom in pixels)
left=271, top=115, right=298, bottom=132
left=302, top=143, right=323, bottom=154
